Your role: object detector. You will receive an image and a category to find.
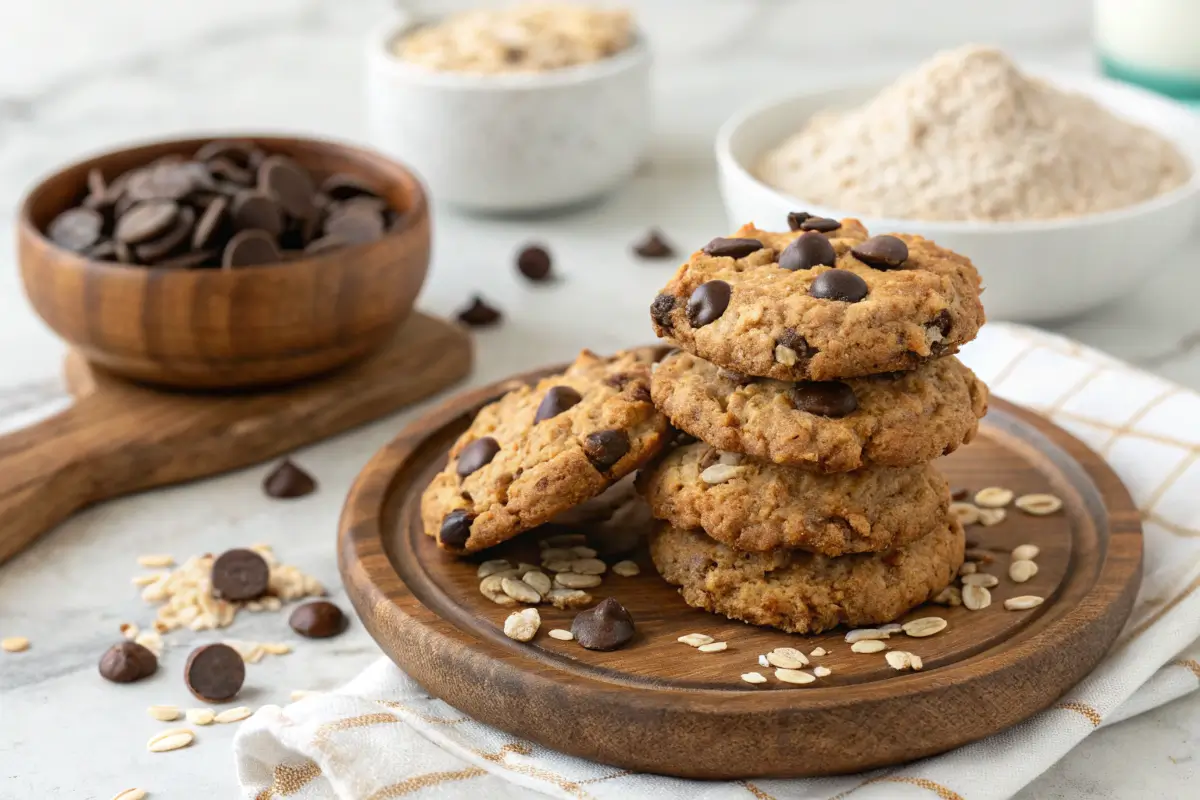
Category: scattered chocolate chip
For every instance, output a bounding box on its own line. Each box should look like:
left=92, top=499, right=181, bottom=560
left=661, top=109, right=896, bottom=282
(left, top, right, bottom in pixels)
left=702, top=237, right=762, bottom=259
left=650, top=293, right=677, bottom=328
left=223, top=229, right=281, bottom=268
left=185, top=643, right=246, bottom=703
left=779, top=231, right=836, bottom=271
left=456, top=437, right=501, bottom=477
left=514, top=244, right=553, bottom=282
left=951, top=487, right=969, bottom=501
left=264, top=458, right=317, bottom=498
left=791, top=381, right=858, bottom=417
left=456, top=295, right=502, bottom=327
left=852, top=235, right=909, bottom=269
left=799, top=216, right=841, bottom=233
left=535, top=386, right=582, bottom=423
left=632, top=228, right=675, bottom=259
left=210, top=548, right=271, bottom=601
left=786, top=211, right=812, bottom=231
left=776, top=329, right=814, bottom=360
left=257, top=154, right=316, bottom=219
left=686, top=280, right=732, bottom=327
left=115, top=200, right=179, bottom=245
left=809, top=269, right=868, bottom=302
left=289, top=600, right=348, bottom=639
left=439, top=509, right=473, bottom=548
left=48, top=208, right=105, bottom=253
left=571, top=597, right=635, bottom=651
left=582, top=429, right=630, bottom=472
left=98, top=641, right=158, bottom=683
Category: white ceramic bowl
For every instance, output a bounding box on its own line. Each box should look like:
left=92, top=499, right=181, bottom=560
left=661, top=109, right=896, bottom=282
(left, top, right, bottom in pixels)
left=716, top=72, right=1200, bottom=322
left=366, top=14, right=651, bottom=213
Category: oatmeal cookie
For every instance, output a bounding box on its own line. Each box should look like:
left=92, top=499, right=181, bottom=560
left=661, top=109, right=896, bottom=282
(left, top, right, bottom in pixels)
left=637, top=442, right=950, bottom=555
left=651, top=350, right=987, bottom=472
left=649, top=219, right=985, bottom=381
left=649, top=518, right=965, bottom=634
left=421, top=348, right=669, bottom=553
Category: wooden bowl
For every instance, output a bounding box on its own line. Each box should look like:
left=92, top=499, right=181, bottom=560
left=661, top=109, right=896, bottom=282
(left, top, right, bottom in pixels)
left=17, top=136, right=430, bottom=389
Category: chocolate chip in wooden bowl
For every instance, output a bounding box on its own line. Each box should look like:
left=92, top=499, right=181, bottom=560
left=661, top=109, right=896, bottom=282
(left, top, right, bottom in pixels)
left=99, top=641, right=158, bottom=683
left=257, top=154, right=317, bottom=219
left=135, top=206, right=195, bottom=263
left=791, top=381, right=858, bottom=417
left=571, top=597, right=635, bottom=651
left=535, top=386, right=582, bottom=423
left=786, top=211, right=813, bottom=231
left=304, top=235, right=349, bottom=256
left=192, top=195, right=230, bottom=251
left=211, top=548, right=270, bottom=601
left=195, top=139, right=258, bottom=167
left=702, top=237, right=762, bottom=259
left=457, top=437, right=501, bottom=477
left=852, top=235, right=909, bottom=269
left=809, top=269, right=868, bottom=302
left=289, top=600, right=349, bottom=639
left=48, top=208, right=105, bottom=253
left=263, top=458, right=318, bottom=498
left=439, top=509, right=473, bottom=548
left=799, top=216, right=841, bottom=233
left=320, top=173, right=382, bottom=201
left=115, top=200, right=179, bottom=245
left=456, top=294, right=503, bottom=327
left=686, top=280, right=732, bottom=327
left=223, top=229, right=282, bottom=268
left=324, top=204, right=385, bottom=245
left=516, top=244, right=554, bottom=282
left=632, top=228, right=675, bottom=259
left=185, top=643, right=246, bottom=703
left=583, top=429, right=630, bottom=472
left=779, top=231, right=836, bottom=271
left=231, top=190, right=284, bottom=237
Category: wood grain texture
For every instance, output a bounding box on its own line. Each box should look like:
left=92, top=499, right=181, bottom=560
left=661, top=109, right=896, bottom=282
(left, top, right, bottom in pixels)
left=0, top=312, right=471, bottom=566
left=339, top=367, right=1143, bottom=780
left=18, top=135, right=430, bottom=389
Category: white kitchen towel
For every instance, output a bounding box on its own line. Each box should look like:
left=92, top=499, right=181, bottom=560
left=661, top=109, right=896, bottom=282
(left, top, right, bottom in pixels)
left=234, top=322, right=1200, bottom=800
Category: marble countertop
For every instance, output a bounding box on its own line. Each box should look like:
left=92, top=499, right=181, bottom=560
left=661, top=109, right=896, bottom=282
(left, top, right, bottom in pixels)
left=2, top=1, right=1198, bottom=797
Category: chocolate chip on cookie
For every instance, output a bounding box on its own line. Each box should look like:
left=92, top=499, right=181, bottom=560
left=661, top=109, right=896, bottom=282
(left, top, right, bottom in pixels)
left=786, top=211, right=813, bottom=231
left=456, top=437, right=501, bottom=477
left=799, top=216, right=841, bottom=233
left=810, top=269, right=868, bottom=302
left=583, top=429, right=630, bottom=472
left=852, top=235, right=909, bottom=269
left=534, top=386, right=583, bottom=423
left=650, top=293, right=677, bottom=329
left=439, top=509, right=473, bottom=548
left=702, top=237, right=762, bottom=259
left=687, top=280, right=731, bottom=327
left=779, top=231, right=836, bottom=271
left=776, top=329, right=815, bottom=363
left=792, top=381, right=858, bottom=418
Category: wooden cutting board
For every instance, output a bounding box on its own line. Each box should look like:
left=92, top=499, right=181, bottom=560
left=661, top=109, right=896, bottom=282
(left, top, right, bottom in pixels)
left=339, top=366, right=1142, bottom=779
left=0, top=312, right=471, bottom=565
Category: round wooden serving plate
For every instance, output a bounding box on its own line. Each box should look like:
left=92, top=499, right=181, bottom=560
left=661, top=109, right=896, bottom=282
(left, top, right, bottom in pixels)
left=339, top=366, right=1143, bottom=779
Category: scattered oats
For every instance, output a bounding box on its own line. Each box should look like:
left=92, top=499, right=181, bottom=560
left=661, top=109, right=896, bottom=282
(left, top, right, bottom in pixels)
left=503, top=608, right=541, bottom=642
left=120, top=623, right=139, bottom=640
left=950, top=502, right=980, bottom=526
left=500, top=577, right=542, bottom=604
left=548, top=628, right=574, bottom=641
left=542, top=533, right=588, bottom=549
left=1015, top=493, right=1063, bottom=516
left=147, top=705, right=181, bottom=722
left=962, top=584, right=992, bottom=610
left=245, top=601, right=264, bottom=613
left=677, top=633, right=714, bottom=647
left=611, top=560, right=640, bottom=577
left=479, top=575, right=518, bottom=606
left=540, top=548, right=574, bottom=562
left=134, top=631, right=164, bottom=657
left=1012, top=544, right=1041, bottom=561
left=147, top=728, right=194, bottom=753
left=767, top=648, right=808, bottom=669
left=137, top=554, right=175, bottom=568
left=813, top=665, right=831, bottom=677
left=850, top=640, right=887, bottom=654
left=933, top=586, right=963, bottom=606
left=1009, top=559, right=1039, bottom=583
left=228, top=641, right=265, bottom=664
left=978, top=508, right=1007, bottom=526
left=974, top=487, right=1014, bottom=508
left=546, top=589, right=592, bottom=609
left=774, top=344, right=798, bottom=366
left=962, top=572, right=999, bottom=588
left=810, top=647, right=827, bottom=657
left=910, top=654, right=924, bottom=670
left=1005, top=595, right=1045, bottom=611
left=261, top=642, right=292, bottom=655
left=554, top=572, right=602, bottom=589
left=885, top=651, right=914, bottom=670
left=570, top=558, right=607, bottom=575
left=111, top=790, right=147, bottom=800
left=879, top=623, right=904, bottom=635
left=542, top=560, right=574, bottom=573
left=958, top=562, right=978, bottom=576
left=132, top=574, right=162, bottom=587
left=700, top=463, right=745, bottom=485
left=214, top=706, right=253, bottom=724
left=186, top=708, right=215, bottom=726
left=902, top=617, right=947, bottom=638
left=758, top=654, right=770, bottom=668
left=290, top=690, right=324, bottom=702
left=522, top=571, right=552, bottom=597
left=741, top=671, right=768, bottom=684
left=570, top=546, right=598, bottom=559
left=513, top=562, right=538, bottom=574
left=477, top=560, right=513, bottom=578
left=774, top=668, right=816, bottom=685
left=698, top=641, right=728, bottom=653
left=844, top=628, right=888, bottom=643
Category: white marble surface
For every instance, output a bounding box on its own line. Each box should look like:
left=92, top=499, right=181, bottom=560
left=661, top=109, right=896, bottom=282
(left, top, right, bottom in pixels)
left=2, top=1, right=1199, bottom=797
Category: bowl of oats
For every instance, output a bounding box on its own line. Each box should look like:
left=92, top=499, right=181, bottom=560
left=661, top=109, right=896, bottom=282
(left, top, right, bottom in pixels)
left=715, top=46, right=1200, bottom=321
left=367, top=3, right=651, bottom=213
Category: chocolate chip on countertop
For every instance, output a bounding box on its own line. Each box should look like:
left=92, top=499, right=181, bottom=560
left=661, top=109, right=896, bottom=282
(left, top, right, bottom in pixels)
left=809, top=269, right=868, bottom=302
left=571, top=597, right=635, bottom=651
left=792, top=381, right=859, bottom=417
left=702, top=237, right=762, bottom=259
left=456, top=436, right=501, bottom=477
left=211, top=548, right=271, bottom=601
left=48, top=208, right=105, bottom=253
left=515, top=244, right=553, bottom=282
left=264, top=458, right=317, bottom=498
left=582, top=429, right=630, bottom=472
left=799, top=216, right=841, bottom=233
left=779, top=231, right=836, bottom=271
left=185, top=643, right=246, bottom=703
left=535, top=386, right=583, bottom=423
left=98, top=641, right=158, bottom=683
left=289, top=600, right=348, bottom=639
left=223, top=229, right=282, bottom=268
left=439, top=509, right=473, bottom=548
left=852, top=235, right=909, bottom=269
left=786, top=211, right=812, bottom=231
left=951, top=487, right=969, bottom=501
left=632, top=228, right=676, bottom=259
left=687, top=280, right=732, bottom=327
left=650, top=293, right=677, bottom=329
left=457, top=295, right=502, bottom=327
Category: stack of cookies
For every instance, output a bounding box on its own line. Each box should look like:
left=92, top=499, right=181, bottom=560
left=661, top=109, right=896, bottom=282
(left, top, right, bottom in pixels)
left=639, top=216, right=989, bottom=634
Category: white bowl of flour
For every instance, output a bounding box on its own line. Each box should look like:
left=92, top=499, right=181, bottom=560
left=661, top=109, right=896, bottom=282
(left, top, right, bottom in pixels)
left=715, top=47, right=1200, bottom=322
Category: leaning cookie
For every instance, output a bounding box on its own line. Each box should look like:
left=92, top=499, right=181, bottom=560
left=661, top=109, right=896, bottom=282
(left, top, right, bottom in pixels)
left=421, top=348, right=670, bottom=553
left=649, top=519, right=965, bottom=634
left=649, top=219, right=985, bottom=381
left=651, top=350, right=987, bottom=472
left=637, top=442, right=950, bottom=555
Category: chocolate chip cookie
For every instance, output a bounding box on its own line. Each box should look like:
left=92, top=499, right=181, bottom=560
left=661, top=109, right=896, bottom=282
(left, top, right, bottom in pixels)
left=637, top=442, right=950, bottom=555
left=649, top=518, right=964, bottom=634
left=649, top=220, right=985, bottom=381
left=651, top=350, right=987, bottom=472
left=421, top=348, right=669, bottom=553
